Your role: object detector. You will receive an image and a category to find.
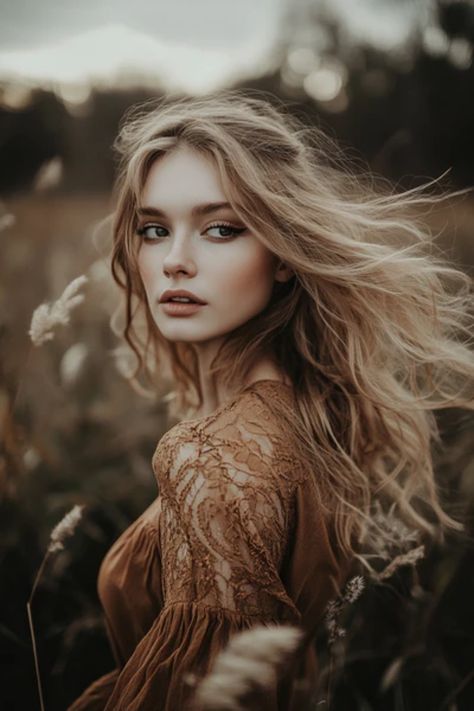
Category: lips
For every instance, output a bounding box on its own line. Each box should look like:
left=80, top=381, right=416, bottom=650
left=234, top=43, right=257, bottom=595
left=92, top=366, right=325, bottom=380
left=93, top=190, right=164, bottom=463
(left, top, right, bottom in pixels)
left=159, top=289, right=206, bottom=304
left=160, top=301, right=205, bottom=317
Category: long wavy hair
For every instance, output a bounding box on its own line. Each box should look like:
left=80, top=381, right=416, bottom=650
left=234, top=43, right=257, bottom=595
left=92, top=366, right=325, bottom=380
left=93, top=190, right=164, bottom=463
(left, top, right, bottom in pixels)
left=109, top=89, right=473, bottom=576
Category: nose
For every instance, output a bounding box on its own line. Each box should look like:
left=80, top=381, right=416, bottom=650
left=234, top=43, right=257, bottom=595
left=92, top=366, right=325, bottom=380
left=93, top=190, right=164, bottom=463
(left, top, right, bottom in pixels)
left=162, top=232, right=197, bottom=278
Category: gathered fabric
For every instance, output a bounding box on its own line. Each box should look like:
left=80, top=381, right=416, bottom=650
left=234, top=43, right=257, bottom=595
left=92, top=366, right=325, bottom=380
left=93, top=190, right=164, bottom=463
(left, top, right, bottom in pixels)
left=67, top=380, right=351, bottom=710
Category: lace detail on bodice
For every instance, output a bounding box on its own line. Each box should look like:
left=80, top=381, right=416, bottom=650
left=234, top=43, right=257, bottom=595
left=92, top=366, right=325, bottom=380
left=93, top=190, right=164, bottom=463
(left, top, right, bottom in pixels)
left=68, top=381, right=351, bottom=711
left=151, top=381, right=306, bottom=620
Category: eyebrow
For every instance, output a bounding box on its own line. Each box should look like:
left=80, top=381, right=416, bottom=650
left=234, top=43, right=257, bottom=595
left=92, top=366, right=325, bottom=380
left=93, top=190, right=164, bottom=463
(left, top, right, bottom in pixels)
left=136, top=202, right=235, bottom=218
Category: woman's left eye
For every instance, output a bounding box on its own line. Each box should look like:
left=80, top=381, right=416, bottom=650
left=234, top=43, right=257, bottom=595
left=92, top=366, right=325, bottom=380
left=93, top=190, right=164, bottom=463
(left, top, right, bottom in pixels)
left=206, top=223, right=246, bottom=239
left=137, top=225, right=167, bottom=241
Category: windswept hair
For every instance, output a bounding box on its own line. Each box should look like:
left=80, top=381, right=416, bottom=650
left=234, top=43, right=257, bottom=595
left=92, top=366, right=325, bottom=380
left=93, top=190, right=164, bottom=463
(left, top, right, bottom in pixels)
left=110, top=89, right=473, bottom=576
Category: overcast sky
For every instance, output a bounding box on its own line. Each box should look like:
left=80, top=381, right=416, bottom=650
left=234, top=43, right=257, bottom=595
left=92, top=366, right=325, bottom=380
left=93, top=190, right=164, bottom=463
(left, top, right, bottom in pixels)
left=0, top=0, right=429, bottom=93
left=0, top=0, right=286, bottom=51
left=0, top=0, right=289, bottom=92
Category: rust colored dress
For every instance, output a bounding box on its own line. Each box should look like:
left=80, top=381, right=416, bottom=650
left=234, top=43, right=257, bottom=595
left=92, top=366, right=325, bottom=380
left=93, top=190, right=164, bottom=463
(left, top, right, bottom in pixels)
left=67, top=380, right=351, bottom=711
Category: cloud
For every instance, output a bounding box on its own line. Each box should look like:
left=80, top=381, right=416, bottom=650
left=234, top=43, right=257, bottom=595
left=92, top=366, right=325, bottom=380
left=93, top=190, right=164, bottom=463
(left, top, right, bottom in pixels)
left=0, top=23, right=280, bottom=93
left=0, top=0, right=285, bottom=52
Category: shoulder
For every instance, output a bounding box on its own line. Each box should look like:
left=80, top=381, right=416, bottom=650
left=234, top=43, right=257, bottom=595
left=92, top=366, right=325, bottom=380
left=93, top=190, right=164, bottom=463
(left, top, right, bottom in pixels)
left=200, top=383, right=290, bottom=445
left=153, top=383, right=303, bottom=492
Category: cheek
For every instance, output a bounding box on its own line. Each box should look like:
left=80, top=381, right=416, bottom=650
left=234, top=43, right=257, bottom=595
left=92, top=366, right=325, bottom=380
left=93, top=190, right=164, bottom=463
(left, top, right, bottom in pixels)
left=218, top=247, right=275, bottom=305
left=137, top=249, right=157, bottom=293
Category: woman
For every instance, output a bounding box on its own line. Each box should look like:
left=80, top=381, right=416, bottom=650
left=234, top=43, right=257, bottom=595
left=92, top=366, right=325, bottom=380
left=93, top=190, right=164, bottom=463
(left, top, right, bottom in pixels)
left=68, top=90, right=473, bottom=710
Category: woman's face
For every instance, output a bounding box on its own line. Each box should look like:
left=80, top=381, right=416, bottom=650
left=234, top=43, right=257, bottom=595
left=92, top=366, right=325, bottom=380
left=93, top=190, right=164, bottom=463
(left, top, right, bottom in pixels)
left=136, top=144, right=287, bottom=346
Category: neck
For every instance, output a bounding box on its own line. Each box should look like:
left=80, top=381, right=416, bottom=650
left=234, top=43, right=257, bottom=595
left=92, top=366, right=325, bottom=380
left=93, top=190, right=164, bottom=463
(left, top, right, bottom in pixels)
left=192, top=346, right=289, bottom=417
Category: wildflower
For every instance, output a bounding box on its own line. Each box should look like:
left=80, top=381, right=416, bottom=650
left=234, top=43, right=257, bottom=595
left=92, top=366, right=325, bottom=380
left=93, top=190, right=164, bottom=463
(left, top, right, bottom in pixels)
left=190, top=624, right=303, bottom=710
left=33, top=156, right=63, bottom=192
left=370, top=499, right=421, bottom=560
left=341, top=574, right=365, bottom=603
left=324, top=575, right=366, bottom=644
left=0, top=213, right=15, bottom=231
left=28, top=503, right=85, bottom=711
left=112, top=344, right=135, bottom=379
left=60, top=342, right=88, bottom=386
left=28, top=275, right=88, bottom=346
left=380, top=656, right=404, bottom=692
left=48, top=504, right=84, bottom=553
left=378, top=544, right=425, bottom=581
left=324, top=600, right=347, bottom=645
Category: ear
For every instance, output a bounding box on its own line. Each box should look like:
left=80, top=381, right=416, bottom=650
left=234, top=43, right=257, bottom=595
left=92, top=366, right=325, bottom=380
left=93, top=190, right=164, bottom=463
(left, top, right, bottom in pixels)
left=274, top=261, right=294, bottom=283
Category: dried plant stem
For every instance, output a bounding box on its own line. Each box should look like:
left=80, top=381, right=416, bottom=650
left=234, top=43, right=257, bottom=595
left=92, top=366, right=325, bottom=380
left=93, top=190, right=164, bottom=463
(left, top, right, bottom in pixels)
left=26, top=507, right=84, bottom=711
left=327, top=650, right=334, bottom=710
left=440, top=667, right=474, bottom=709
left=29, top=550, right=52, bottom=605
left=27, top=600, right=46, bottom=711
left=26, top=550, right=52, bottom=711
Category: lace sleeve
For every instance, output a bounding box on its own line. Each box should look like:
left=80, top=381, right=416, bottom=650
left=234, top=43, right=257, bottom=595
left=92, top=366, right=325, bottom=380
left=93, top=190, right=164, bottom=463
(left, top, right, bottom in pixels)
left=100, top=397, right=304, bottom=710
left=154, top=396, right=302, bottom=620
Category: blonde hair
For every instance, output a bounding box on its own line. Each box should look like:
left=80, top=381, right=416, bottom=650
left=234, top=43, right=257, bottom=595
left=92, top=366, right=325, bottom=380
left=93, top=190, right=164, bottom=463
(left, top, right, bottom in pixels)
left=110, top=89, right=474, bottom=576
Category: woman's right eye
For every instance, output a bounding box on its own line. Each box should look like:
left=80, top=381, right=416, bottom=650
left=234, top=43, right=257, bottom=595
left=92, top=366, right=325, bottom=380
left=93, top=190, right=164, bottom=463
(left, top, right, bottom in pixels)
left=136, top=224, right=168, bottom=241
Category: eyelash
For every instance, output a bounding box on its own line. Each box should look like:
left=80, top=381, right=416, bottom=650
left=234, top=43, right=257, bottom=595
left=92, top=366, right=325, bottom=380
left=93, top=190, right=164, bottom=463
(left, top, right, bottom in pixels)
left=136, top=221, right=246, bottom=242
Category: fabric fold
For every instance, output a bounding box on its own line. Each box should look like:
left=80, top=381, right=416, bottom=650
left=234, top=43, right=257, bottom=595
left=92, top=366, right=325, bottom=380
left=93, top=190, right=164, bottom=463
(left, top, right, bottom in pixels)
left=102, top=600, right=304, bottom=711
left=97, top=510, right=163, bottom=665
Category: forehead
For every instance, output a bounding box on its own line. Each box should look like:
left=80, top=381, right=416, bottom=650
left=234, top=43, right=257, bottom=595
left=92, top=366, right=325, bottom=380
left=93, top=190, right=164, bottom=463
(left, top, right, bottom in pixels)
left=140, top=145, right=226, bottom=208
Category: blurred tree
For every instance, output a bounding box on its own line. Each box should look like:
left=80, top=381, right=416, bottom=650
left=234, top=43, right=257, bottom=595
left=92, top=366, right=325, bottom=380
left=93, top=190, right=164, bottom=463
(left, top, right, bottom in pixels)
left=438, top=0, right=474, bottom=41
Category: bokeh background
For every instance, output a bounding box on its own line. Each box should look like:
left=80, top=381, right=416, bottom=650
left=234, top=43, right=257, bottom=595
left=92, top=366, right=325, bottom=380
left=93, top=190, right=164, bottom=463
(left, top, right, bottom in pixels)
left=1, top=1, right=473, bottom=709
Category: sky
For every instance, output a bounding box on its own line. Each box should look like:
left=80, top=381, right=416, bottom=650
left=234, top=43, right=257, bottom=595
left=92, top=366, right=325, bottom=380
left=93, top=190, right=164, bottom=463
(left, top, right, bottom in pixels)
left=0, top=0, right=287, bottom=93
left=0, top=0, right=285, bottom=51
left=329, top=0, right=430, bottom=50
left=0, top=0, right=432, bottom=94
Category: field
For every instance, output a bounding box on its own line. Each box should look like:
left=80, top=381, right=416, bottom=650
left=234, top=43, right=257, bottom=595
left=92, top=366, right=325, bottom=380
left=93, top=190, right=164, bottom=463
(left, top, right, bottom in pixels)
left=1, top=190, right=473, bottom=710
